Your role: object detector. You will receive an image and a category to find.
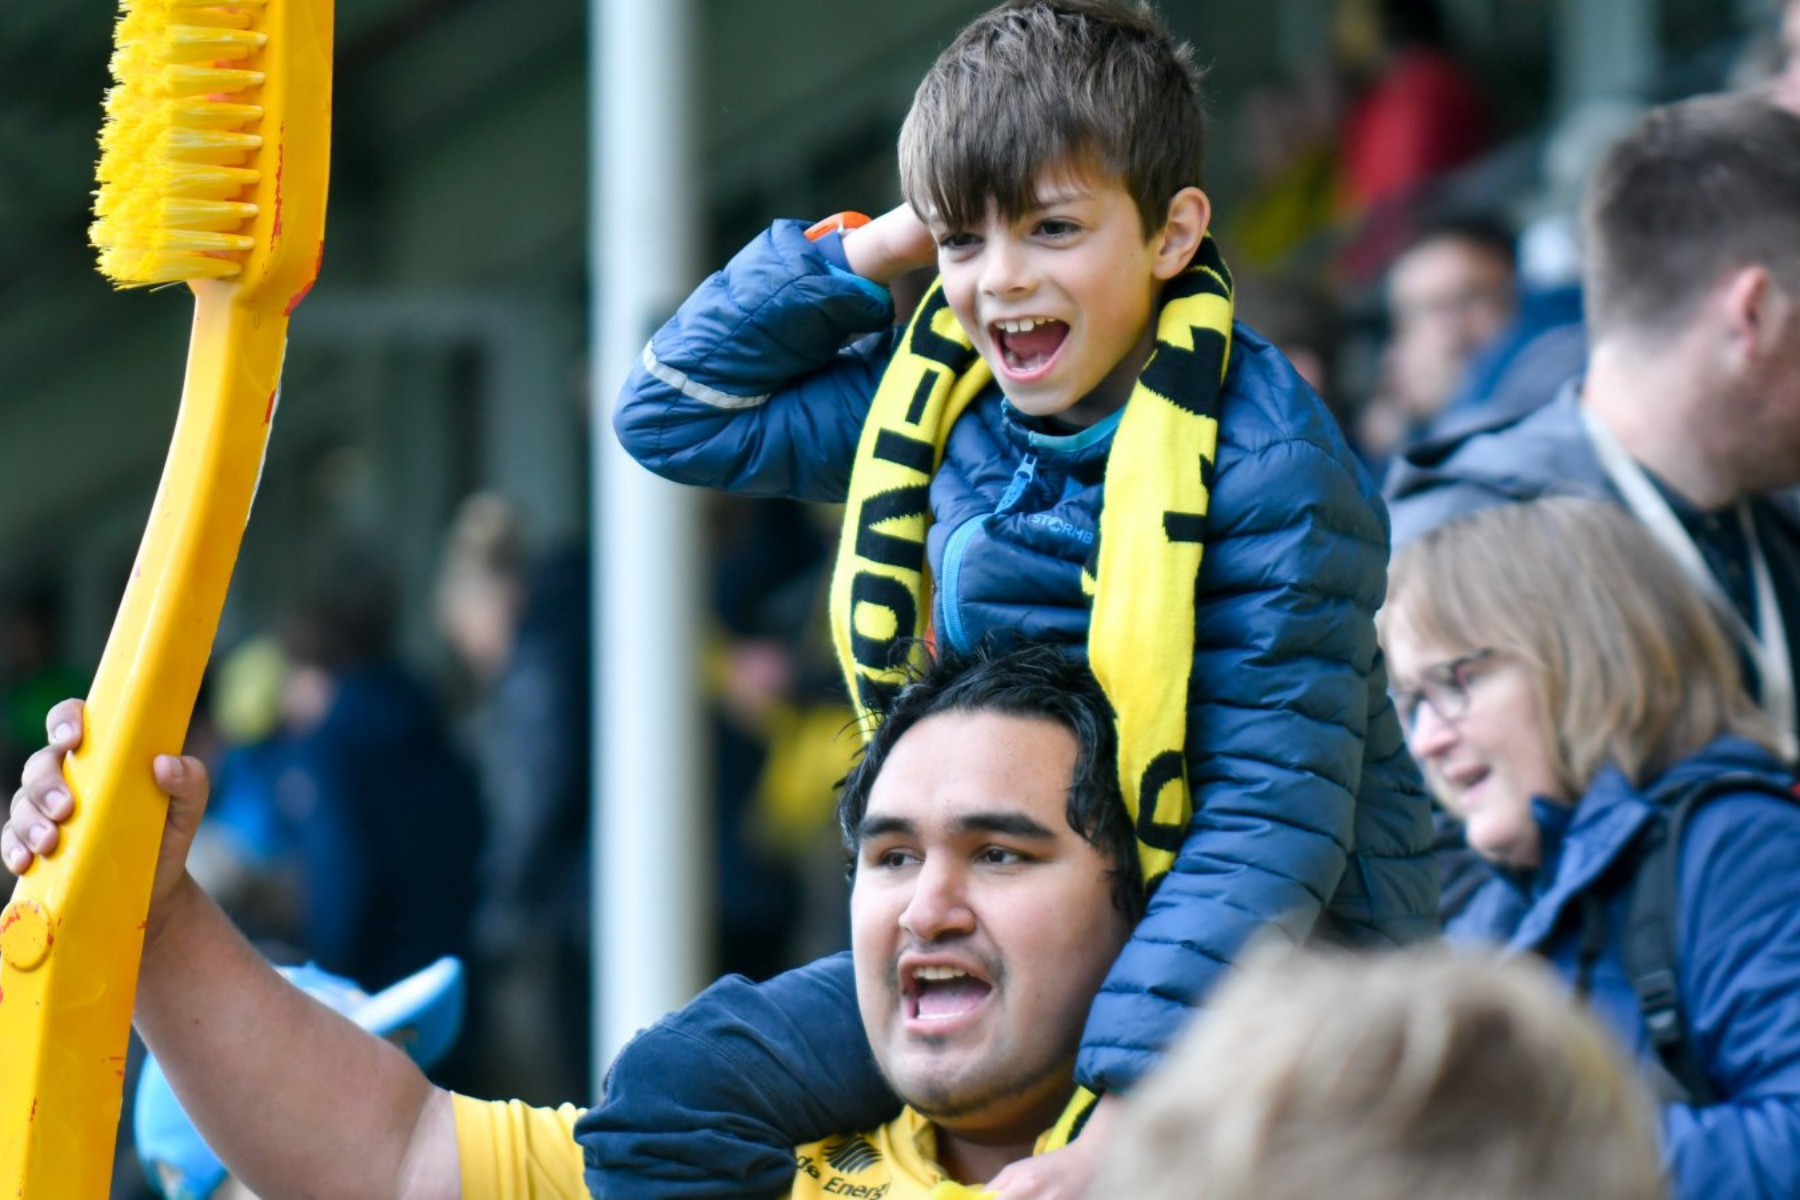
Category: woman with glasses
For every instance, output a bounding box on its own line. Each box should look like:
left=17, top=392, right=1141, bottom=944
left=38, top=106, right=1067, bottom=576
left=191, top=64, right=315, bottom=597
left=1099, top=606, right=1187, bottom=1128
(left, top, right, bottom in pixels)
left=1381, top=496, right=1800, bottom=1198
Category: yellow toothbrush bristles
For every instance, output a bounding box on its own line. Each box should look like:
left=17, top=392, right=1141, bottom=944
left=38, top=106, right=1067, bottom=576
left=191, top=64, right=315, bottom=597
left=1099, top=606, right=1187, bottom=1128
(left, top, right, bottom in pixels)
left=91, top=0, right=270, bottom=286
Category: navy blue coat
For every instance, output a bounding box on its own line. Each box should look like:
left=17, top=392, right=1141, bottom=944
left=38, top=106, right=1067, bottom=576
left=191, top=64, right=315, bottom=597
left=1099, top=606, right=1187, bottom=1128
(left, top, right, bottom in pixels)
left=583, top=221, right=1436, bottom=1193
left=1452, top=739, right=1800, bottom=1199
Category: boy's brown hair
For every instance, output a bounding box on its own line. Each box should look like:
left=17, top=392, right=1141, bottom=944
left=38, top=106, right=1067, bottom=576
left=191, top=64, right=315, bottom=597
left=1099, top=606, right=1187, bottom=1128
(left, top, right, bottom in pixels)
left=897, top=0, right=1206, bottom=238
left=1582, top=93, right=1800, bottom=338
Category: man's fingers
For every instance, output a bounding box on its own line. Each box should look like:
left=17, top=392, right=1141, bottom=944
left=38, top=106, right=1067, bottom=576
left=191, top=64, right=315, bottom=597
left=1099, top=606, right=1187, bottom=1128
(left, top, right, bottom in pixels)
left=2, top=823, right=32, bottom=874
left=19, top=741, right=74, bottom=825
left=19, top=741, right=66, bottom=792
left=153, top=754, right=208, bottom=802
left=7, top=786, right=59, bottom=860
left=43, top=698, right=84, bottom=748
left=10, top=785, right=47, bottom=830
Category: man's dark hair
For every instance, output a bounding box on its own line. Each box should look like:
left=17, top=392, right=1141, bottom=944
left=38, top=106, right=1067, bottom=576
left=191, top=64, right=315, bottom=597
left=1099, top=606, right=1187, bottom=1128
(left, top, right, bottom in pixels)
left=837, top=641, right=1145, bottom=919
left=1582, top=94, right=1800, bottom=338
left=898, top=0, right=1207, bottom=239
left=1398, top=212, right=1517, bottom=274
left=281, top=576, right=397, bottom=673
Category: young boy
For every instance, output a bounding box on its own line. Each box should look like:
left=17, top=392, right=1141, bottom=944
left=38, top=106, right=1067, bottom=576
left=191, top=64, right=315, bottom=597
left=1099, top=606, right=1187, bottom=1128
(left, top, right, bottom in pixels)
left=588, top=0, right=1435, bottom=1190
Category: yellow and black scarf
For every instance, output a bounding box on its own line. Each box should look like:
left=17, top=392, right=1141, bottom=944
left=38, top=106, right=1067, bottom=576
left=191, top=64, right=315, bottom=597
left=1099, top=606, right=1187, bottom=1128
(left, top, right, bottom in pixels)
left=828, top=237, right=1234, bottom=888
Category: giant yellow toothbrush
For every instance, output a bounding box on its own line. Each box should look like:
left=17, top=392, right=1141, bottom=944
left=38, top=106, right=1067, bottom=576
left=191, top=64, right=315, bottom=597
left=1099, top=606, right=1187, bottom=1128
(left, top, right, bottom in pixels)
left=0, top=0, right=330, bottom=1191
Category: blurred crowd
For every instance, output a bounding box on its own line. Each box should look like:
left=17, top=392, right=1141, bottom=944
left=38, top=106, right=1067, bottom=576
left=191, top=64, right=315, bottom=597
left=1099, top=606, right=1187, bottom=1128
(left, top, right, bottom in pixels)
left=0, top=486, right=853, bottom=1194
left=1228, top=0, right=1800, bottom=486
left=7, top=0, right=1800, bottom=1195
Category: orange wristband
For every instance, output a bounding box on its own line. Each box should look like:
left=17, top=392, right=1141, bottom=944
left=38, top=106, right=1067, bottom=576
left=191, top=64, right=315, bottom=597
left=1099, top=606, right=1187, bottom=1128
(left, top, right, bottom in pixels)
left=803, top=211, right=871, bottom=241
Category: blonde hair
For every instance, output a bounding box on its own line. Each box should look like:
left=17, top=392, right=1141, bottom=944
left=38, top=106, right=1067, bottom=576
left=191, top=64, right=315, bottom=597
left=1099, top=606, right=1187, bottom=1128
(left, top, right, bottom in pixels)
left=1381, top=496, right=1776, bottom=797
left=1089, top=944, right=1665, bottom=1200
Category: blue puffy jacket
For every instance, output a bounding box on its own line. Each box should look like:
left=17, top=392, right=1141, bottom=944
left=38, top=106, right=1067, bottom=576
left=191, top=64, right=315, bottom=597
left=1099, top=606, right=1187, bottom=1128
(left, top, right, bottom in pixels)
left=582, top=220, right=1436, bottom=1194
left=1452, top=738, right=1800, bottom=1200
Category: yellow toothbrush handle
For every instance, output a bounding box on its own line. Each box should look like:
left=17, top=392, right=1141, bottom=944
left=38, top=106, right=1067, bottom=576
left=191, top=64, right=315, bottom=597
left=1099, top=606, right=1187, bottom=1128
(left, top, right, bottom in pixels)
left=0, top=280, right=286, bottom=1197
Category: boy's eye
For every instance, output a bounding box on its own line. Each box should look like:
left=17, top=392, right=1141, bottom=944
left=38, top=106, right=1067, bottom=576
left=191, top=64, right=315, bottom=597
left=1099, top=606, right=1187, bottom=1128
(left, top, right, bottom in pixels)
left=937, top=230, right=980, bottom=251
left=976, top=845, right=1029, bottom=866
left=1035, top=218, right=1080, bottom=238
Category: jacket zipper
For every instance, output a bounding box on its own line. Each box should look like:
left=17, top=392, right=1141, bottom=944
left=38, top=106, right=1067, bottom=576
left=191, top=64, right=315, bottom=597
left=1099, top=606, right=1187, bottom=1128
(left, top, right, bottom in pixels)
left=938, top=455, right=1039, bottom=653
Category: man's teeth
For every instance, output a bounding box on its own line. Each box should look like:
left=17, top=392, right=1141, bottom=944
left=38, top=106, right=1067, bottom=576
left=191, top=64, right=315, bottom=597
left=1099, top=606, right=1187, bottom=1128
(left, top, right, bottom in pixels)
left=995, top=317, right=1053, bottom=334
left=914, top=965, right=969, bottom=982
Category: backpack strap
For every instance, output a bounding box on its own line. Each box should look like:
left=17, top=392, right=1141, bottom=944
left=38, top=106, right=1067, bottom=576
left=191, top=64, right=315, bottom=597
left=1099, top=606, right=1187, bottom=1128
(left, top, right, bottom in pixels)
left=1620, top=771, right=1796, bottom=1107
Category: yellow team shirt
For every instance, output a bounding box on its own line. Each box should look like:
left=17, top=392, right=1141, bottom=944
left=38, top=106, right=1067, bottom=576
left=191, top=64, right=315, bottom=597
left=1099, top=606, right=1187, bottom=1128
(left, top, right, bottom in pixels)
left=791, top=1090, right=1094, bottom=1200
left=449, top=1087, right=1092, bottom=1198
left=452, top=1094, right=587, bottom=1198
left=792, top=1107, right=989, bottom=1199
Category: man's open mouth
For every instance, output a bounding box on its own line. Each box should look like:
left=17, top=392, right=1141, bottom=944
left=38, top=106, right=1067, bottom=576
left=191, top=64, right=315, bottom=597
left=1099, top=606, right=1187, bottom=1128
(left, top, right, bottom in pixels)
left=991, top=317, right=1068, bottom=375
left=905, top=964, right=994, bottom=1023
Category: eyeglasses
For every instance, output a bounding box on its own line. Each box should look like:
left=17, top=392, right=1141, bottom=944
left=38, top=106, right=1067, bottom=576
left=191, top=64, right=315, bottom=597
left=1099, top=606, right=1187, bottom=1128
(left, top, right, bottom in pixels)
left=1390, top=648, right=1497, bottom=732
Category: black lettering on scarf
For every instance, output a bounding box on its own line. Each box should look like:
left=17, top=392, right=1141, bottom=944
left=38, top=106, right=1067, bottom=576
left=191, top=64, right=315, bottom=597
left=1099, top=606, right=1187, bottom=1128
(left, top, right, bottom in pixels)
left=1140, top=331, right=1226, bottom=420
left=849, top=572, right=917, bottom=698
left=903, top=289, right=980, bottom=379
left=1163, top=512, right=1206, bottom=544
left=871, top=428, right=935, bottom=475
left=1136, top=750, right=1190, bottom=855
left=854, top=485, right=931, bottom=569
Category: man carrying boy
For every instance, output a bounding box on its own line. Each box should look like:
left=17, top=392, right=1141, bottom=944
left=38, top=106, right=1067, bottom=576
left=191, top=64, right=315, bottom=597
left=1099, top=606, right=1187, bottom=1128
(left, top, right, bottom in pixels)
left=595, top=0, right=1435, bottom=1190
left=3, top=647, right=1141, bottom=1195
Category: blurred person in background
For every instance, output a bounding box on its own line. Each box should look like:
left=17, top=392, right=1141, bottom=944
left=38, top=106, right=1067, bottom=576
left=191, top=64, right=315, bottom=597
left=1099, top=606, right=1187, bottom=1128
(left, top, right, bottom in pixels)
left=181, top=636, right=307, bottom=955
left=1224, top=71, right=1342, bottom=272
left=1776, top=0, right=1800, bottom=114
left=1378, top=215, right=1517, bottom=438
left=1335, top=0, right=1494, bottom=213
left=1387, top=95, right=1800, bottom=766
left=1382, top=211, right=1589, bottom=451
left=1384, top=498, right=1800, bottom=1198
left=706, top=495, right=859, bottom=973
left=436, top=494, right=590, bottom=1103
left=1089, top=944, right=1662, bottom=1200
left=1333, top=0, right=1496, bottom=278
left=276, top=568, right=483, bottom=1019
left=1233, top=273, right=1341, bottom=414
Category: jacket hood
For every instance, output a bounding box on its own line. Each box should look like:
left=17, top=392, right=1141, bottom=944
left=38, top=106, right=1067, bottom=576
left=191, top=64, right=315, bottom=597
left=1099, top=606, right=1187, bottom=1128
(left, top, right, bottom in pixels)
left=1383, top=385, right=1617, bottom=548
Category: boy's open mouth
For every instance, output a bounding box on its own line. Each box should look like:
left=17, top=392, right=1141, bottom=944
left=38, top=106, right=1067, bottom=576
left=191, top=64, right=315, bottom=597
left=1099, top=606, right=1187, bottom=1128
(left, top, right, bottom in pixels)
left=905, top=964, right=994, bottom=1023
left=992, top=317, right=1068, bottom=374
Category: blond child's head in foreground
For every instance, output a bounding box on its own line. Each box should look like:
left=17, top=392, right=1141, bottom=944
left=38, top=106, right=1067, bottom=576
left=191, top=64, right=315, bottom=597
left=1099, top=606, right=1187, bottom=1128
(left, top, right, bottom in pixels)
left=1090, top=945, right=1665, bottom=1200
left=901, top=1, right=1213, bottom=428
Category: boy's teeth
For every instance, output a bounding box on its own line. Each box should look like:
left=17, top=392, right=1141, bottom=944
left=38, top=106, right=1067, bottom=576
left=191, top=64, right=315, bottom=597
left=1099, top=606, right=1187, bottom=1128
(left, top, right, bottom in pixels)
left=997, top=318, right=1068, bottom=370
left=914, top=965, right=969, bottom=982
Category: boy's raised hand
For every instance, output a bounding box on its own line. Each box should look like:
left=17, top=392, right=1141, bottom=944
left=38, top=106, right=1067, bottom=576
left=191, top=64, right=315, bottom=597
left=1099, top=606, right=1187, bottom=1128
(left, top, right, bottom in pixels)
left=3, top=699, right=210, bottom=931
left=841, top=203, right=938, bottom=284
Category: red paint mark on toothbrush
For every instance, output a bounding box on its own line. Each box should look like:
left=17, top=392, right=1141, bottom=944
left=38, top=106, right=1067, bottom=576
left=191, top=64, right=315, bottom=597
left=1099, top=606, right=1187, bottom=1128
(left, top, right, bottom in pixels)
left=265, top=388, right=278, bottom=424
left=270, top=138, right=285, bottom=247
left=283, top=241, right=324, bottom=315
